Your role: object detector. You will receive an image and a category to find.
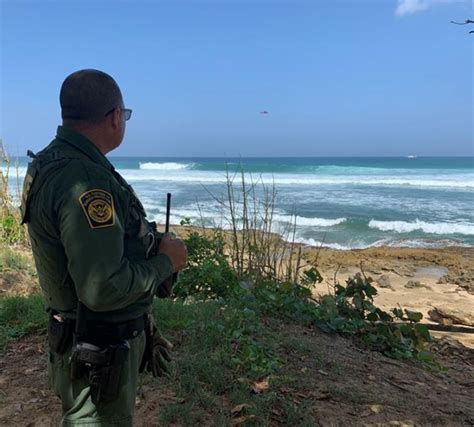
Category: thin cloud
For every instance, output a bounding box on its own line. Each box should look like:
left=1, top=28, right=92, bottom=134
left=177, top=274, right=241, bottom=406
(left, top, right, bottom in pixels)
left=395, top=0, right=465, bottom=16
left=395, top=0, right=429, bottom=16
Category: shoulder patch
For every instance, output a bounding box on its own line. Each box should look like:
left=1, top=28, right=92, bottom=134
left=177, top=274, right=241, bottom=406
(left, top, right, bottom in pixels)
left=79, top=189, right=115, bottom=229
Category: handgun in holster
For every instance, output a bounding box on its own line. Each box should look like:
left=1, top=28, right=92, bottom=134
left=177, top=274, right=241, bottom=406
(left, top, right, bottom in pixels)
left=70, top=340, right=130, bottom=404
left=70, top=302, right=130, bottom=404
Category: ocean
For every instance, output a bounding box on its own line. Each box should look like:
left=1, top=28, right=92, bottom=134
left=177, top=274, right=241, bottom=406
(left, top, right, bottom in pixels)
left=9, top=156, right=474, bottom=250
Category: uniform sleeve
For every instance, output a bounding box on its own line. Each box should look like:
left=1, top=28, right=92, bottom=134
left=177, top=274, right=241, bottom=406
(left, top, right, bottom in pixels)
left=58, top=177, right=174, bottom=312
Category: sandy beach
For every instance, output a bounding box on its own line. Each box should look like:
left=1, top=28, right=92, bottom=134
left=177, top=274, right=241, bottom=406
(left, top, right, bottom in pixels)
left=303, top=246, right=474, bottom=348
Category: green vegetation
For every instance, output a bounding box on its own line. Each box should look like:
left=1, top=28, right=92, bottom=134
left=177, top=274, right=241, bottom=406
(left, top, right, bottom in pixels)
left=0, top=140, right=29, bottom=246
left=313, top=273, right=432, bottom=362
left=173, top=229, right=240, bottom=300
left=0, top=294, right=47, bottom=349
left=176, top=224, right=432, bottom=363
left=0, top=246, right=34, bottom=273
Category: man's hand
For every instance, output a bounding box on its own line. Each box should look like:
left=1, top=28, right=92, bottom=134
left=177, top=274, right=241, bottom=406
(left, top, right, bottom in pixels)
left=158, top=234, right=187, bottom=272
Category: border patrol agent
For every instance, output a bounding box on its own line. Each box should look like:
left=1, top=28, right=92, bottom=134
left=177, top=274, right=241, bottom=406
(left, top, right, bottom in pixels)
left=20, top=69, right=187, bottom=425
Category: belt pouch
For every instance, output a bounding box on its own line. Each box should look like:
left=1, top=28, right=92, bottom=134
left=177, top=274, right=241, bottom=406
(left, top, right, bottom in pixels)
left=48, top=315, right=73, bottom=354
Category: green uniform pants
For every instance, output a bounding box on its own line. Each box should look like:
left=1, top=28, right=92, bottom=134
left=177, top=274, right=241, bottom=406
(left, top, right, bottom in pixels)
left=48, top=333, right=146, bottom=426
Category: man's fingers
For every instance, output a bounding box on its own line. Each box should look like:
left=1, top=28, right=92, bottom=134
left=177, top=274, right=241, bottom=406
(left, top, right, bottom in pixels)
left=154, top=335, right=173, bottom=350
left=158, top=356, right=168, bottom=373
left=159, top=347, right=172, bottom=362
left=158, top=236, right=187, bottom=272
left=148, top=328, right=173, bottom=377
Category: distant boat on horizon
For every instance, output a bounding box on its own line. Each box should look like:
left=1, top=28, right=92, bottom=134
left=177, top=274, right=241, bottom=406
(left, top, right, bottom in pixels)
left=407, top=155, right=417, bottom=159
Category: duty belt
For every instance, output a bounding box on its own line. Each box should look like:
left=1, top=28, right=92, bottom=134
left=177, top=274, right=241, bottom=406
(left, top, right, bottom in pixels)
left=85, top=316, right=146, bottom=344
left=50, top=312, right=146, bottom=345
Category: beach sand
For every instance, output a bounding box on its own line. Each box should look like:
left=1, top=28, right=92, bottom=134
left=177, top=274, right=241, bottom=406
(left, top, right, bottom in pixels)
left=302, top=246, right=474, bottom=348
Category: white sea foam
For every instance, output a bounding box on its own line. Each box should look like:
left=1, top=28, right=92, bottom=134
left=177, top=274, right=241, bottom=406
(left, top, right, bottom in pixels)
left=273, top=214, right=346, bottom=227
left=368, top=219, right=474, bottom=235
left=118, top=169, right=474, bottom=189
left=374, top=238, right=471, bottom=249
left=144, top=201, right=346, bottom=229
left=294, top=236, right=471, bottom=250
left=139, top=162, right=194, bottom=170
left=294, top=237, right=369, bottom=250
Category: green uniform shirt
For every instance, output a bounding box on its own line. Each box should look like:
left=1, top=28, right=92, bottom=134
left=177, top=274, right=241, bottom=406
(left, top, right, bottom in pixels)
left=22, top=126, right=173, bottom=322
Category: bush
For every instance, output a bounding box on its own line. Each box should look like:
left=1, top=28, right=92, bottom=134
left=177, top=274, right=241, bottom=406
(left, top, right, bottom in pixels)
left=174, top=230, right=240, bottom=300
left=305, top=273, right=432, bottom=362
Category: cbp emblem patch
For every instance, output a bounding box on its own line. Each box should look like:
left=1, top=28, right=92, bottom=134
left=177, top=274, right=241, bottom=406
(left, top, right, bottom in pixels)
left=79, top=189, right=115, bottom=229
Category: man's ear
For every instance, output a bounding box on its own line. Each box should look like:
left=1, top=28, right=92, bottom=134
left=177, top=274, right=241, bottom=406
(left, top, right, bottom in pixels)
left=111, top=108, right=121, bottom=129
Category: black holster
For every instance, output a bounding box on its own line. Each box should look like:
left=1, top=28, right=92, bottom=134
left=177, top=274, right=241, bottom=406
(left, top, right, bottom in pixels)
left=70, top=340, right=130, bottom=404
left=68, top=302, right=136, bottom=404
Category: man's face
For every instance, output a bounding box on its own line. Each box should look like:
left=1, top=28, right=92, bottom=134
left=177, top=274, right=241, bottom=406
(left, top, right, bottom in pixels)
left=108, top=102, right=127, bottom=151
left=116, top=103, right=127, bottom=147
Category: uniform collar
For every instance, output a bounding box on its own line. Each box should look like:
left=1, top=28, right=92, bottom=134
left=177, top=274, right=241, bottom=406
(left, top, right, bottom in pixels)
left=55, top=126, right=114, bottom=171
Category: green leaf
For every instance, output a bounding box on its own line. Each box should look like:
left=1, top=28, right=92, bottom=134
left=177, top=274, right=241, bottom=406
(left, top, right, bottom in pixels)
left=392, top=307, right=404, bottom=319
left=414, top=323, right=431, bottom=342
left=416, top=351, right=433, bottom=363
left=405, top=310, right=423, bottom=323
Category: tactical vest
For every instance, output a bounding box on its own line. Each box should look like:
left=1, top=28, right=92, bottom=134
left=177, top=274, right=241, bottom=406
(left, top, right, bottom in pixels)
left=21, top=145, right=157, bottom=315
left=21, top=147, right=151, bottom=236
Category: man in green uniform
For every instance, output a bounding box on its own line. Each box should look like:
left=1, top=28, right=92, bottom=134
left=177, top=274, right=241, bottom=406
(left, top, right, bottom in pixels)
left=20, top=69, right=187, bottom=425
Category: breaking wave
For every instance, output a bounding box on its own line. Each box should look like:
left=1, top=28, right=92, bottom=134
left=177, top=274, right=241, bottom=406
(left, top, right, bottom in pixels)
left=139, top=162, right=194, bottom=170
left=120, top=169, right=474, bottom=189
left=294, top=236, right=471, bottom=250
left=368, top=219, right=474, bottom=235
left=273, top=214, right=346, bottom=227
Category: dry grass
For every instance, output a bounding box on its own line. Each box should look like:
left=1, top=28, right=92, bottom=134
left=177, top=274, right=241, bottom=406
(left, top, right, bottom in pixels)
left=200, top=164, right=312, bottom=284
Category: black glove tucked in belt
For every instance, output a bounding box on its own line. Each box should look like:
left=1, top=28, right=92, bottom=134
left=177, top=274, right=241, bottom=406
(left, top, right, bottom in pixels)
left=139, top=314, right=173, bottom=377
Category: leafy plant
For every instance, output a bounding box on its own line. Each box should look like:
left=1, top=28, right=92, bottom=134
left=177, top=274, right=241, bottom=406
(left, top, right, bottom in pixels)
left=313, top=273, right=432, bottom=362
left=175, top=230, right=240, bottom=300
left=176, top=223, right=433, bottom=364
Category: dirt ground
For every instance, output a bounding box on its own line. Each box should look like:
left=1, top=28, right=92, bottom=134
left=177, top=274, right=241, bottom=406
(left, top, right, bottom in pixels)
left=1, top=245, right=473, bottom=425
left=0, top=324, right=473, bottom=426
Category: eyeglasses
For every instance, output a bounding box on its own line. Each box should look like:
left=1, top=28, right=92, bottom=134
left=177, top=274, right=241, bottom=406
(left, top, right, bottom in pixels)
left=105, top=107, right=132, bottom=121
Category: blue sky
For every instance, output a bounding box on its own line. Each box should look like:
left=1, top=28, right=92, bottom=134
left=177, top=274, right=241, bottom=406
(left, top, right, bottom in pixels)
left=1, top=0, right=472, bottom=157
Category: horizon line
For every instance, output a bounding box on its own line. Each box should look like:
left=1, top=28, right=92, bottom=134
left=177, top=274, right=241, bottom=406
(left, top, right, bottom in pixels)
left=107, top=155, right=474, bottom=158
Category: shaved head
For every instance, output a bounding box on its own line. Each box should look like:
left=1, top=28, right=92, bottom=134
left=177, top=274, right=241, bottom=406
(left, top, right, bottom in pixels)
left=60, top=69, right=123, bottom=123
